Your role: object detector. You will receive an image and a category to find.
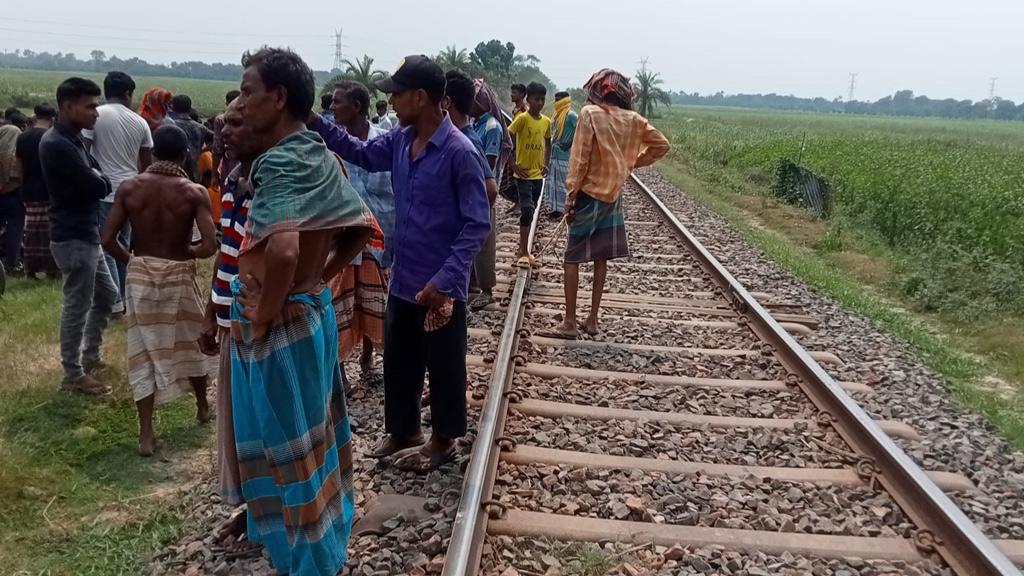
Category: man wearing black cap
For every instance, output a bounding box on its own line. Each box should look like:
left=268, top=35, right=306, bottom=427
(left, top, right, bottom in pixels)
left=308, top=54, right=490, bottom=473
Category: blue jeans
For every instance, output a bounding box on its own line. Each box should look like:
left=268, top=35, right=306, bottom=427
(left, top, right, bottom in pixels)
left=50, top=240, right=118, bottom=383
left=97, top=200, right=129, bottom=304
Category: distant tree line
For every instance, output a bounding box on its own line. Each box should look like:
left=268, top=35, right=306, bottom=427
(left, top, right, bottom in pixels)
left=0, top=49, right=336, bottom=84
left=671, top=89, right=1024, bottom=121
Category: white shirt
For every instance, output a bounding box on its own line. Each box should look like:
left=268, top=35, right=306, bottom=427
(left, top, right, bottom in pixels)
left=83, top=103, right=153, bottom=202
left=375, top=113, right=397, bottom=131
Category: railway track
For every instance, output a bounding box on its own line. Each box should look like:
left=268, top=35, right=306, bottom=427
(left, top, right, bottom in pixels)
left=436, top=172, right=1024, bottom=576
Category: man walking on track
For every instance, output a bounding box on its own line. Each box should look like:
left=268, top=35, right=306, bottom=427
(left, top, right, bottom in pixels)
left=542, top=68, right=670, bottom=340
left=308, top=55, right=490, bottom=473
left=231, top=47, right=375, bottom=576
left=101, top=124, right=218, bottom=457
left=84, top=71, right=153, bottom=312
left=40, top=77, right=117, bottom=396
left=546, top=91, right=577, bottom=220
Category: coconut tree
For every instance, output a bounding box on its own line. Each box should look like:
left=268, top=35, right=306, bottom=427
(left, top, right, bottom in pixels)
left=436, top=45, right=470, bottom=70
left=337, top=55, right=387, bottom=96
left=633, top=68, right=672, bottom=118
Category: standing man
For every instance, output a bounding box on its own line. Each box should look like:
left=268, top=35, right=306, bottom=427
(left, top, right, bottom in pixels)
left=232, top=47, right=375, bottom=575
left=545, top=69, right=670, bottom=339
left=84, top=71, right=153, bottom=311
left=166, top=94, right=212, bottom=181
left=307, top=55, right=490, bottom=472
left=40, top=77, right=117, bottom=395
left=510, top=83, right=528, bottom=116
left=546, top=91, right=577, bottom=220
left=507, top=81, right=552, bottom=261
left=469, top=79, right=511, bottom=310
left=0, top=113, right=23, bottom=275
left=325, top=80, right=394, bottom=384
left=212, top=89, right=241, bottom=186
left=16, top=103, right=59, bottom=278
left=198, top=98, right=255, bottom=540
left=101, top=125, right=218, bottom=456
left=373, top=100, right=395, bottom=130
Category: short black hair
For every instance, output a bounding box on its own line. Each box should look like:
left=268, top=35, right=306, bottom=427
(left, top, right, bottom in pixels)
left=225, top=89, right=240, bottom=104
left=510, top=83, right=526, bottom=93
left=4, top=107, right=19, bottom=120
left=103, top=71, right=136, bottom=101
left=334, top=80, right=370, bottom=117
left=241, top=47, right=316, bottom=120
left=171, top=94, right=192, bottom=114
left=320, top=93, right=333, bottom=111
left=526, top=82, right=547, bottom=98
left=152, top=124, right=189, bottom=162
left=56, top=77, right=101, bottom=106
left=7, top=111, right=27, bottom=130
left=188, top=109, right=200, bottom=123
left=555, top=91, right=570, bottom=100
left=444, top=69, right=475, bottom=116
left=34, top=103, right=58, bottom=120
left=376, top=100, right=388, bottom=110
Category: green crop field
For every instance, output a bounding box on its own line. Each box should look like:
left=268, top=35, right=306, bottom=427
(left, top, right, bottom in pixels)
left=655, top=106, right=1024, bottom=319
left=0, top=68, right=239, bottom=117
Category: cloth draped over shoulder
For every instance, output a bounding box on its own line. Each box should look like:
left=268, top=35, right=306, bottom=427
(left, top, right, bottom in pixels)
left=552, top=96, right=572, bottom=140
left=240, top=130, right=379, bottom=256
left=473, top=79, right=513, bottom=164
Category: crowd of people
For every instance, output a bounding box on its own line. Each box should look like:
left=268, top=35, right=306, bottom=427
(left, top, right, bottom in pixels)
left=0, top=47, right=669, bottom=575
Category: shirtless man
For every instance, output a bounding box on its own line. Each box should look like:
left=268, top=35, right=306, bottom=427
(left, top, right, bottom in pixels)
left=101, top=124, right=218, bottom=456
left=229, top=46, right=376, bottom=575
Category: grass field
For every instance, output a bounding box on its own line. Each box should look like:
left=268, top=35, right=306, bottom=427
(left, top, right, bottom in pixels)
left=0, top=271, right=215, bottom=574
left=654, top=106, right=1024, bottom=446
left=0, top=68, right=239, bottom=117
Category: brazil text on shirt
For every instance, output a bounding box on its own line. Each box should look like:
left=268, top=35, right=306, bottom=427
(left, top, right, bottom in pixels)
left=507, top=113, right=551, bottom=180
left=312, top=114, right=490, bottom=303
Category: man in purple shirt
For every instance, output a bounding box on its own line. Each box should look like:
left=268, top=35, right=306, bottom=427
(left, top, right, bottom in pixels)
left=308, top=55, right=490, bottom=472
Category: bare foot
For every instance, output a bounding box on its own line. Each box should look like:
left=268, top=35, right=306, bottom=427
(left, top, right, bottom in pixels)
left=370, top=433, right=426, bottom=458
left=216, top=507, right=248, bottom=543
left=580, top=316, right=599, bottom=336
left=138, top=431, right=156, bottom=457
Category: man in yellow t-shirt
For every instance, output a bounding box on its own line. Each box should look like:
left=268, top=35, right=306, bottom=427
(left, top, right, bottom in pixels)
left=507, top=81, right=552, bottom=260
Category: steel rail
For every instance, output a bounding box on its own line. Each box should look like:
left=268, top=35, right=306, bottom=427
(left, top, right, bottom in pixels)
left=442, top=173, right=546, bottom=576
left=629, top=172, right=1020, bottom=576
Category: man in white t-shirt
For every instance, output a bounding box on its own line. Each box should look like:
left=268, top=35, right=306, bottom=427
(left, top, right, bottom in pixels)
left=83, top=71, right=153, bottom=312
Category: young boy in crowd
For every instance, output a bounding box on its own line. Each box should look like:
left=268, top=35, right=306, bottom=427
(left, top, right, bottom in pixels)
left=507, top=81, right=551, bottom=261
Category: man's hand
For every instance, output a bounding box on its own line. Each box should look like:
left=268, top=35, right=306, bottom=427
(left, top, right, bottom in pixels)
left=238, top=274, right=267, bottom=337
left=198, top=317, right=219, bottom=356
left=564, top=193, right=576, bottom=223
left=512, top=163, right=529, bottom=179
left=415, top=283, right=448, bottom=310
left=541, top=165, right=550, bottom=177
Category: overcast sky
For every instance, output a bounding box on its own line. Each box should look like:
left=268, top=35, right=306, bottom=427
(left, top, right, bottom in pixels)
left=4, top=0, right=1021, bottom=102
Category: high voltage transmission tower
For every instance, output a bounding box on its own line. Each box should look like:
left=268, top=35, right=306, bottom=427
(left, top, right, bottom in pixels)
left=333, top=29, right=344, bottom=72
left=847, top=73, right=857, bottom=102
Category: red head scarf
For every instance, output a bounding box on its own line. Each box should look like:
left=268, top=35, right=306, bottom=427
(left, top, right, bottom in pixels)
left=138, top=88, right=173, bottom=132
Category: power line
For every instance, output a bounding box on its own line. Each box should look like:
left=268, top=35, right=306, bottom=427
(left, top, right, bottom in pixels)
left=3, top=16, right=334, bottom=38
left=0, top=26, right=270, bottom=47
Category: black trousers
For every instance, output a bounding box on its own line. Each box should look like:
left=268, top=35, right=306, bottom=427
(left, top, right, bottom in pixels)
left=383, top=295, right=468, bottom=439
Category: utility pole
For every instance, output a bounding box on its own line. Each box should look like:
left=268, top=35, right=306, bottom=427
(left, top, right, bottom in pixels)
left=988, top=77, right=998, bottom=112
left=847, top=73, right=857, bottom=102
left=333, top=29, right=344, bottom=73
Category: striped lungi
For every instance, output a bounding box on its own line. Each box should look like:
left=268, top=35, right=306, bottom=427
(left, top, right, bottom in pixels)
left=22, top=201, right=55, bottom=275
left=564, top=192, right=631, bottom=264
left=328, top=252, right=388, bottom=358
left=125, top=256, right=215, bottom=403
left=217, top=327, right=243, bottom=506
left=545, top=157, right=569, bottom=212
left=229, top=278, right=355, bottom=576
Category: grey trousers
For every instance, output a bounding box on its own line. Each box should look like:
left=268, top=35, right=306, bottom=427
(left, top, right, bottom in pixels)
left=50, top=240, right=118, bottom=383
left=473, top=205, right=497, bottom=292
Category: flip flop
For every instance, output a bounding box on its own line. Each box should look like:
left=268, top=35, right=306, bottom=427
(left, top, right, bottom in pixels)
left=370, top=434, right=426, bottom=459
left=394, top=445, right=456, bottom=473
left=536, top=328, right=579, bottom=340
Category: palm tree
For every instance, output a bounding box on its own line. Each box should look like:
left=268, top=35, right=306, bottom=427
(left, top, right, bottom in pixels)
left=339, top=55, right=387, bottom=96
left=633, top=68, right=672, bottom=118
left=436, top=45, right=470, bottom=70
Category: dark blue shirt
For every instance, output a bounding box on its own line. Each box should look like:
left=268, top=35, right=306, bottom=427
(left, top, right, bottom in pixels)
left=314, top=115, right=490, bottom=303
left=39, top=122, right=111, bottom=243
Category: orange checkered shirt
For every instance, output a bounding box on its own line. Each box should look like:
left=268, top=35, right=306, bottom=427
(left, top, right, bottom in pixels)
left=565, top=104, right=671, bottom=203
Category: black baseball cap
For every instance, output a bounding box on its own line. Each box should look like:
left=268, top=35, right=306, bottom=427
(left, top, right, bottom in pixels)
left=375, top=55, right=445, bottom=99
